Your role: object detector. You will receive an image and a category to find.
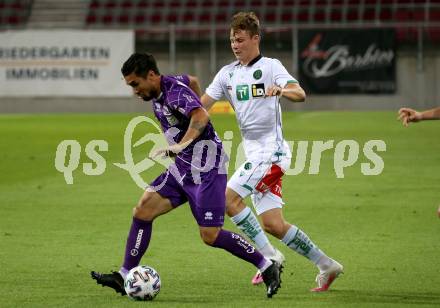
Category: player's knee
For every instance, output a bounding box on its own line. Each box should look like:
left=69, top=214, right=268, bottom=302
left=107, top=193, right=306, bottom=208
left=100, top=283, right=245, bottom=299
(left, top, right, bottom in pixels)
left=262, top=220, right=285, bottom=239
left=225, top=190, right=243, bottom=217
left=133, top=194, right=156, bottom=221
left=199, top=227, right=220, bottom=246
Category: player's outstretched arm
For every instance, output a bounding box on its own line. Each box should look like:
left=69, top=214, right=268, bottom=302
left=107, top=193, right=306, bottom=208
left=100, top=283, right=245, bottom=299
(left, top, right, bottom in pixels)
left=188, top=75, right=202, bottom=98
left=266, top=83, right=306, bottom=103
left=151, top=107, right=209, bottom=158
left=398, top=106, right=440, bottom=127
left=200, top=94, right=217, bottom=111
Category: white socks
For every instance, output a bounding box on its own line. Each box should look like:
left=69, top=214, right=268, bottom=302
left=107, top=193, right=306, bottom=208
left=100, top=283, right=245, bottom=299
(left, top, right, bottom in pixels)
left=281, top=225, right=330, bottom=268
left=230, top=206, right=276, bottom=257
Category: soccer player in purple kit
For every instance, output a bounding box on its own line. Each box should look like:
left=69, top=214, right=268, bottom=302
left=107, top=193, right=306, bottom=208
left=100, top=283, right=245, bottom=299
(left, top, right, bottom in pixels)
left=91, top=53, right=282, bottom=298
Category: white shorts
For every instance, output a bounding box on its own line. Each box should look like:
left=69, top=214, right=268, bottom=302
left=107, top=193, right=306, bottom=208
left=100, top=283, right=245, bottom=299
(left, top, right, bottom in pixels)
left=227, top=152, right=291, bottom=215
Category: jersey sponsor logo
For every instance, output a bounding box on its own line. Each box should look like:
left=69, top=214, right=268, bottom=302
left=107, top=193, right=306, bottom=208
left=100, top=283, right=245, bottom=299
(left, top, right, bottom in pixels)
left=236, top=84, right=249, bottom=101
left=182, top=93, right=194, bottom=103
left=251, top=83, right=265, bottom=97
left=161, top=105, right=179, bottom=126
left=253, top=69, right=262, bottom=80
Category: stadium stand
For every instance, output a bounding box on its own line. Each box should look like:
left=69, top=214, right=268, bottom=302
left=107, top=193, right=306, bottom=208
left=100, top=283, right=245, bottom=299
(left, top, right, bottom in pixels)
left=1, top=0, right=438, bottom=43
left=0, top=0, right=33, bottom=28
left=81, top=0, right=440, bottom=43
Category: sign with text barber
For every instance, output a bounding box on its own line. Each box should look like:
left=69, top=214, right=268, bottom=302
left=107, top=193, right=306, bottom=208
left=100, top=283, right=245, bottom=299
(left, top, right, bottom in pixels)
left=298, top=29, right=396, bottom=94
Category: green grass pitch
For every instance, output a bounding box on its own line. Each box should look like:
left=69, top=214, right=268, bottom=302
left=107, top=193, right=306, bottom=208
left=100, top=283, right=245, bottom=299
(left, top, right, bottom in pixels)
left=0, top=112, right=439, bottom=307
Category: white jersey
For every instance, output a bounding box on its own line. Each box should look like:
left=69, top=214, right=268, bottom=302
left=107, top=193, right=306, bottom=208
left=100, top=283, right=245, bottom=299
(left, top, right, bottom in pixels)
left=206, top=55, right=298, bottom=161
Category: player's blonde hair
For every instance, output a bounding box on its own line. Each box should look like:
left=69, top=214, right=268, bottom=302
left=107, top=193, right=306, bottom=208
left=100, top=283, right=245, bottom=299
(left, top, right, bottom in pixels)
left=230, top=12, right=260, bottom=37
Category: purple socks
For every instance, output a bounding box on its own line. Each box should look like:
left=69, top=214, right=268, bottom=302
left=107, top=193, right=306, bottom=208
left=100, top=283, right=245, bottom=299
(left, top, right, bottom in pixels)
left=213, top=229, right=267, bottom=270
left=121, top=217, right=152, bottom=273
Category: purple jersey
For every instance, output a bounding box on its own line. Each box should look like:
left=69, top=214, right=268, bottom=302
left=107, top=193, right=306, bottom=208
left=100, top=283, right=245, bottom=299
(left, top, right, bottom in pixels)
left=152, top=75, right=224, bottom=179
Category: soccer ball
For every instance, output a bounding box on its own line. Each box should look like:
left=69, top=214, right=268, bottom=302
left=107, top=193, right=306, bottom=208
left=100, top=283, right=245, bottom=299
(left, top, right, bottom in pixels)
left=124, top=265, right=161, bottom=301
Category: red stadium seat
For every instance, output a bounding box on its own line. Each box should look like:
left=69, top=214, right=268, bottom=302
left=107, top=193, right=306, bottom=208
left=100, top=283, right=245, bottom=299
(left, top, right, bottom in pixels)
left=234, top=0, right=246, bottom=8
left=167, top=13, right=178, bottom=23
left=201, top=0, right=214, bottom=8
left=297, top=10, right=309, bottom=22
left=199, top=12, right=212, bottom=23
left=394, top=9, right=411, bottom=22
left=346, top=9, right=359, bottom=21
left=379, top=9, right=392, bottom=21
left=135, top=13, right=146, bottom=24
left=330, top=10, right=342, bottom=21
left=183, top=12, right=195, bottom=23
left=170, top=0, right=181, bottom=8
left=216, top=12, right=228, bottom=22
left=363, top=9, right=376, bottom=21
left=121, top=0, right=132, bottom=9
left=429, top=10, right=440, bottom=21
left=413, top=10, right=426, bottom=22
left=314, top=10, right=326, bottom=22
left=281, top=11, right=293, bottom=22
left=118, top=13, right=130, bottom=24
left=89, top=0, right=100, bottom=9
left=218, top=0, right=229, bottom=7
left=151, top=13, right=162, bottom=23
left=10, top=1, right=22, bottom=10
left=250, top=0, right=263, bottom=6
left=105, top=1, right=117, bottom=9
left=137, top=0, right=148, bottom=8
left=282, top=0, right=294, bottom=7
left=153, top=0, right=164, bottom=8
left=427, top=28, right=440, bottom=42
left=186, top=0, right=198, bottom=8
left=7, top=15, right=20, bottom=24
left=264, top=12, right=277, bottom=23
left=86, top=13, right=98, bottom=24
left=315, top=0, right=328, bottom=6
left=102, top=14, right=113, bottom=24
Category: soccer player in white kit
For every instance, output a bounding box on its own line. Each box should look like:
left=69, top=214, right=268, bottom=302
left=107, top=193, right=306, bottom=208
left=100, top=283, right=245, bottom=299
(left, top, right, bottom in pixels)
left=201, top=12, right=343, bottom=292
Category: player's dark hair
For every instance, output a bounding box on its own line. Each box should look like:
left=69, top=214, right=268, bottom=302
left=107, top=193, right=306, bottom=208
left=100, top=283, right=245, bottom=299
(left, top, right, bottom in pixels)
left=121, top=53, right=160, bottom=78
left=231, top=12, right=260, bottom=37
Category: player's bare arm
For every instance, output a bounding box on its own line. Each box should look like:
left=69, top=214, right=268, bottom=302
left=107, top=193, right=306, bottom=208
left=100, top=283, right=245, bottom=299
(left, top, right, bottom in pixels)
left=266, top=83, right=306, bottom=103
left=200, top=93, right=217, bottom=111
left=398, top=106, right=440, bottom=127
left=152, top=107, right=209, bottom=158
left=188, top=75, right=202, bottom=97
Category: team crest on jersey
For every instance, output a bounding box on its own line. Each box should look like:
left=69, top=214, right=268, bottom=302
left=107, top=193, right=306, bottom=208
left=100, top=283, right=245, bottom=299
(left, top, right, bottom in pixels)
left=229, top=72, right=234, bottom=78
left=253, top=69, right=262, bottom=80
left=251, top=83, right=265, bottom=97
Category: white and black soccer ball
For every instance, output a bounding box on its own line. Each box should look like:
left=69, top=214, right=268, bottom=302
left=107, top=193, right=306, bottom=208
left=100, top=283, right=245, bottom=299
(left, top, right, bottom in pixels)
left=124, top=265, right=161, bottom=301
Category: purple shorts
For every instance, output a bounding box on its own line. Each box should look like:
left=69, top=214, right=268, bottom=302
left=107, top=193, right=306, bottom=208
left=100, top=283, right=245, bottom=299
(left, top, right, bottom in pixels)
left=149, top=168, right=226, bottom=227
